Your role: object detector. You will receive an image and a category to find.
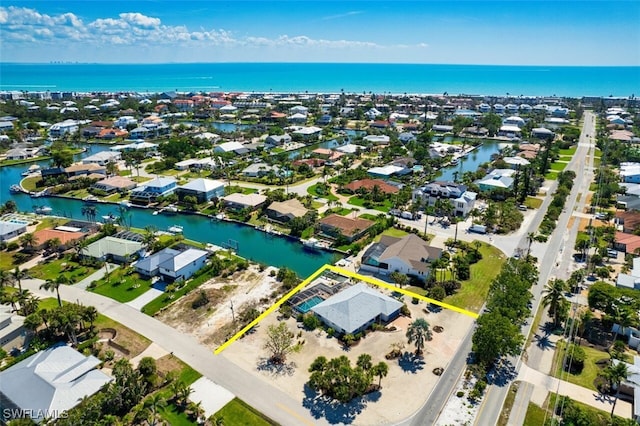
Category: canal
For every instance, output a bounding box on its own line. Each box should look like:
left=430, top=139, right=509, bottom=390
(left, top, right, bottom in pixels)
left=0, top=149, right=338, bottom=277
left=436, top=140, right=503, bottom=182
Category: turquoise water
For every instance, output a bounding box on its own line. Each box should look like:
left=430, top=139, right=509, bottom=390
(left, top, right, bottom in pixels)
left=295, top=295, right=324, bottom=314
left=437, top=141, right=502, bottom=182
left=1, top=63, right=638, bottom=97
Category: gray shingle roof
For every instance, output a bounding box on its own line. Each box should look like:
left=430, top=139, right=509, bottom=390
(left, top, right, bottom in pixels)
left=311, top=283, right=402, bottom=334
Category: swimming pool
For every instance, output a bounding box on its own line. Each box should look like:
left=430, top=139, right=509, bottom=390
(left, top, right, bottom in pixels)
left=295, top=295, right=324, bottom=314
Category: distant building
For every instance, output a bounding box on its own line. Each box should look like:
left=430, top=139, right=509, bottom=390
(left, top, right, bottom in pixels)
left=0, top=221, right=27, bottom=242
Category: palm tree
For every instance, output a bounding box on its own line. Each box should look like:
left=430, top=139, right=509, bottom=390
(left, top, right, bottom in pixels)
left=0, top=269, right=14, bottom=289
left=19, top=233, right=36, bottom=253
left=143, top=393, right=166, bottom=426
left=526, top=232, right=535, bottom=257
left=81, top=205, right=97, bottom=223
left=40, top=275, right=69, bottom=307
left=356, top=353, right=373, bottom=371
left=12, top=267, right=26, bottom=292
left=541, top=279, right=568, bottom=327
left=406, top=318, right=433, bottom=356
left=372, top=361, right=389, bottom=388
left=605, top=361, right=629, bottom=418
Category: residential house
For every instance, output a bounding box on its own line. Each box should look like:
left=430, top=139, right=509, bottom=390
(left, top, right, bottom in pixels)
left=221, top=193, right=267, bottom=211
left=265, top=134, right=292, bottom=147
left=64, top=163, right=106, bottom=178
left=310, top=283, right=403, bottom=335
left=114, top=116, right=137, bottom=128
left=498, top=125, right=522, bottom=138
left=214, top=141, right=245, bottom=154
left=412, top=181, right=477, bottom=217
left=92, top=176, right=137, bottom=194
left=612, top=357, right=640, bottom=422
left=363, top=135, right=390, bottom=145
left=360, top=234, right=442, bottom=280
left=32, top=227, right=85, bottom=251
left=617, top=258, right=640, bottom=290
left=265, top=199, right=309, bottom=223
left=97, top=128, right=128, bottom=140
left=242, top=163, right=281, bottom=178
left=48, top=120, right=79, bottom=138
left=0, top=221, right=27, bottom=242
left=176, top=178, right=225, bottom=203
left=318, top=214, right=375, bottom=242
left=398, top=132, right=417, bottom=143
left=130, top=176, right=177, bottom=204
left=291, top=126, right=322, bottom=139
left=475, top=169, right=515, bottom=193
left=616, top=211, right=640, bottom=234
left=5, top=148, right=28, bottom=160
left=503, top=156, right=531, bottom=169
left=81, top=151, right=121, bottom=166
left=432, top=125, right=454, bottom=133
left=367, top=165, right=408, bottom=179
left=0, top=345, right=112, bottom=423
left=157, top=248, right=209, bottom=282
left=81, top=235, right=143, bottom=263
left=614, top=232, right=640, bottom=254
left=503, top=116, right=526, bottom=128
left=620, top=163, right=640, bottom=184
left=344, top=179, right=399, bottom=195
left=531, top=127, right=555, bottom=140
left=0, top=306, right=28, bottom=353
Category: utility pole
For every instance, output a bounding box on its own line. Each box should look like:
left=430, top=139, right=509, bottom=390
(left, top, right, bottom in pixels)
left=230, top=299, right=235, bottom=322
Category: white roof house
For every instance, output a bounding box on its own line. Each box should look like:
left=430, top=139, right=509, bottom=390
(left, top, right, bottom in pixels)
left=368, top=165, right=405, bottom=178
left=503, top=156, right=531, bottom=168
left=503, top=116, right=526, bottom=128
left=81, top=236, right=143, bottom=262
left=81, top=151, right=121, bottom=166
left=363, top=135, right=391, bottom=144
left=311, top=283, right=403, bottom=335
left=214, top=141, right=244, bottom=153
left=222, top=193, right=267, bottom=210
left=0, top=345, right=112, bottom=422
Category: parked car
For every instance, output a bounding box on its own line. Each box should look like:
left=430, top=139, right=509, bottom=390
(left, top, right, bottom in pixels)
left=517, top=205, right=528, bottom=211
left=469, top=224, right=487, bottom=234
left=595, top=212, right=607, bottom=220
left=607, top=249, right=618, bottom=258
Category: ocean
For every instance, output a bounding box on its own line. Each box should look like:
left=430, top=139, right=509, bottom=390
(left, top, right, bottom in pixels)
left=0, top=63, right=638, bottom=97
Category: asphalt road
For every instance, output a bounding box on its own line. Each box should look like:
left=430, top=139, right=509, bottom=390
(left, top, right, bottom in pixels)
left=474, top=111, right=597, bottom=426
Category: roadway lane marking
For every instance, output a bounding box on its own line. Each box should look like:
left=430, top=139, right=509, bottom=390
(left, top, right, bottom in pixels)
left=215, top=263, right=478, bottom=354
left=276, top=403, right=316, bottom=426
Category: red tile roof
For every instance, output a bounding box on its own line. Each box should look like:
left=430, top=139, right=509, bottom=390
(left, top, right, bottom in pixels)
left=344, top=179, right=399, bottom=194
left=319, top=214, right=375, bottom=237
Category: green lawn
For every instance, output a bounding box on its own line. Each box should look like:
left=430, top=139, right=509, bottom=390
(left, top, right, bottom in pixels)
left=552, top=340, right=608, bottom=391
left=36, top=217, right=66, bottom=231
left=524, top=197, right=543, bottom=209
left=214, top=398, right=277, bottom=426
left=28, top=255, right=99, bottom=283
left=559, top=147, right=577, bottom=156
left=21, top=176, right=42, bottom=191
left=523, top=402, right=547, bottom=426
left=558, top=155, right=573, bottom=162
left=90, top=268, right=155, bottom=303
left=525, top=392, right=629, bottom=425
left=593, top=158, right=601, bottom=167
left=37, top=297, right=62, bottom=311
left=544, top=171, right=558, bottom=180
left=307, top=183, right=338, bottom=201
left=374, top=227, right=409, bottom=241
left=550, top=162, right=567, bottom=171
left=444, top=243, right=506, bottom=312
left=1, top=156, right=52, bottom=167
left=347, top=196, right=392, bottom=212
left=0, top=252, right=17, bottom=270
left=336, top=208, right=354, bottom=216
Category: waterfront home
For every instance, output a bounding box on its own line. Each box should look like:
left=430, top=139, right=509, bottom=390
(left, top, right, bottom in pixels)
left=0, top=121, right=14, bottom=132
left=0, top=345, right=112, bottom=423
left=157, top=248, right=209, bottom=282
left=130, top=176, right=177, bottom=204
left=503, top=116, right=526, bottom=128
left=81, top=235, right=144, bottom=263
left=475, top=169, right=515, bottom=192
left=92, top=176, right=137, bottom=194
left=0, top=220, right=27, bottom=242
left=129, top=126, right=151, bottom=139
left=65, top=163, right=106, bottom=178
left=176, top=178, right=225, bottom=203
left=265, top=134, right=292, bottom=147
left=114, top=116, right=137, bottom=128
left=335, top=144, right=361, bottom=155
left=97, top=128, right=129, bottom=140
left=344, top=179, right=399, bottom=195
left=503, top=156, right=531, bottom=169
left=310, top=283, right=403, bottom=335
left=265, top=198, right=309, bottom=223
left=498, top=125, right=522, bottom=139
left=32, top=227, right=86, bottom=251
left=0, top=305, right=28, bottom=353
left=360, top=234, right=442, bottom=280
left=432, top=124, right=454, bottom=133
left=81, top=151, right=121, bottom=166
left=413, top=181, right=477, bottom=217
left=316, top=114, right=333, bottom=125
left=221, top=193, right=267, bottom=212
left=291, top=126, right=322, bottom=139
left=318, top=214, right=375, bottom=242
left=4, top=148, right=29, bottom=160
left=109, top=141, right=158, bottom=153
left=135, top=248, right=180, bottom=277
left=462, top=126, right=489, bottom=136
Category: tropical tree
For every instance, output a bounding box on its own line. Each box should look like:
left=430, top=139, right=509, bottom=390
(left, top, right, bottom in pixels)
left=0, top=269, right=14, bottom=289
left=81, top=204, right=97, bottom=223
left=143, top=393, right=166, bottom=426
left=40, top=275, right=70, bottom=307
left=372, top=361, right=389, bottom=388
left=356, top=353, right=373, bottom=371
left=19, top=232, right=36, bottom=252
left=605, top=361, right=629, bottom=418
left=542, top=278, right=569, bottom=327
left=12, top=266, right=27, bottom=292
left=472, top=311, right=524, bottom=367
left=390, top=271, right=409, bottom=288
left=264, top=322, right=294, bottom=364
left=406, top=318, right=433, bottom=356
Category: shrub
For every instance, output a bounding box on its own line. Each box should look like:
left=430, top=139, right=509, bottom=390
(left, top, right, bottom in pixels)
left=457, top=391, right=465, bottom=398
left=303, top=314, right=321, bottom=330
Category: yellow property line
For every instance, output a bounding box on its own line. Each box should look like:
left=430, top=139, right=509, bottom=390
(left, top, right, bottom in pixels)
left=214, top=263, right=478, bottom=354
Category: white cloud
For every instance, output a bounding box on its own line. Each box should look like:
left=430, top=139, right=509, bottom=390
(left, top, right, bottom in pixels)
left=0, top=6, right=400, bottom=54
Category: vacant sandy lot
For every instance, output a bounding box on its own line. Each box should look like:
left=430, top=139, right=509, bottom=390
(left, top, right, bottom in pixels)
left=222, top=293, right=476, bottom=425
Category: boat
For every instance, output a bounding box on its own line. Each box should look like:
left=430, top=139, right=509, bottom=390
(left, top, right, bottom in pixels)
left=83, top=195, right=99, bottom=203
left=34, top=206, right=53, bottom=215
left=30, top=190, right=47, bottom=198
left=450, top=158, right=459, bottom=166
left=168, top=225, right=183, bottom=234
left=161, top=204, right=178, bottom=215
left=101, top=213, right=117, bottom=223
left=119, top=200, right=132, bottom=208
left=302, top=238, right=329, bottom=251
left=21, top=164, right=41, bottom=176
left=9, top=185, right=24, bottom=194
left=215, top=213, right=225, bottom=220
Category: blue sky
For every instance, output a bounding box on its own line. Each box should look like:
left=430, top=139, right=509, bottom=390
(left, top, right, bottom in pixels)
left=1, top=1, right=639, bottom=65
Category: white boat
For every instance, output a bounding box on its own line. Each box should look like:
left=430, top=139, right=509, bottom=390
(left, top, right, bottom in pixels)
left=30, top=190, right=47, bottom=198
left=34, top=206, right=53, bottom=214
left=451, top=159, right=459, bottom=166
left=215, top=213, right=225, bottom=220
left=10, top=185, right=23, bottom=194
left=21, top=164, right=41, bottom=176
left=119, top=200, right=132, bottom=208
left=83, top=195, right=99, bottom=203
left=162, top=204, right=178, bottom=215
left=101, top=214, right=117, bottom=223
left=168, top=225, right=183, bottom=234
left=302, top=238, right=329, bottom=251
